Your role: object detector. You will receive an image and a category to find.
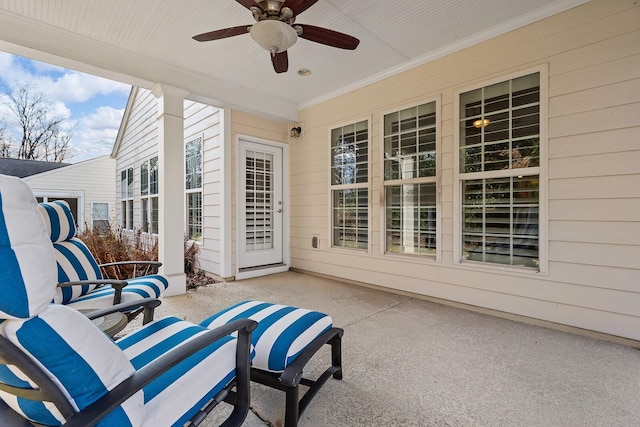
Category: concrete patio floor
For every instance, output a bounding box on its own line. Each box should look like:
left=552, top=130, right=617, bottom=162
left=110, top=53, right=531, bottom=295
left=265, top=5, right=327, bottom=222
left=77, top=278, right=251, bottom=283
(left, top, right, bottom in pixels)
left=146, top=270, right=640, bottom=427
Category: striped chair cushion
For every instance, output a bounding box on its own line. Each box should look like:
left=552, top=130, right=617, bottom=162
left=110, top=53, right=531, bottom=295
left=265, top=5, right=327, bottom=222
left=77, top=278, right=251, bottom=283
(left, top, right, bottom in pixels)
left=200, top=300, right=333, bottom=373
left=52, top=238, right=104, bottom=304
left=38, top=200, right=76, bottom=243
left=0, top=175, right=57, bottom=320
left=63, top=274, right=169, bottom=312
left=39, top=201, right=105, bottom=303
left=0, top=305, right=144, bottom=426
left=116, top=316, right=249, bottom=427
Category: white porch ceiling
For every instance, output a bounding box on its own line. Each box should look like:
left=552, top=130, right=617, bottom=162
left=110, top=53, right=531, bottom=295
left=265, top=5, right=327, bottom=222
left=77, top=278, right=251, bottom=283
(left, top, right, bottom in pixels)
left=0, top=0, right=588, bottom=122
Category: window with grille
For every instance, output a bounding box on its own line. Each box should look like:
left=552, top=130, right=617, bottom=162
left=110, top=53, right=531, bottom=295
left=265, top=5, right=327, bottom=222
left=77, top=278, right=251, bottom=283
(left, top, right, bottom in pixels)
left=92, top=202, right=109, bottom=234
left=330, top=120, right=369, bottom=250
left=185, top=136, right=203, bottom=242
left=119, top=167, right=134, bottom=230
left=140, top=157, right=159, bottom=234
left=383, top=101, right=437, bottom=255
left=458, top=72, right=541, bottom=268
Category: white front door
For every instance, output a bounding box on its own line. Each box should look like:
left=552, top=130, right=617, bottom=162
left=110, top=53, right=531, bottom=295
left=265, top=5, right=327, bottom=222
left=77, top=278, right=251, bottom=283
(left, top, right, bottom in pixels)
left=238, top=139, right=284, bottom=269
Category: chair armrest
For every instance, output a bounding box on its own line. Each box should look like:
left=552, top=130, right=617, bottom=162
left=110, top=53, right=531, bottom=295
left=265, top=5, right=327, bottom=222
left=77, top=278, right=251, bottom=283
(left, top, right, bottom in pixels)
left=84, top=298, right=162, bottom=325
left=62, top=318, right=257, bottom=427
left=99, top=261, right=163, bottom=278
left=58, top=279, right=128, bottom=305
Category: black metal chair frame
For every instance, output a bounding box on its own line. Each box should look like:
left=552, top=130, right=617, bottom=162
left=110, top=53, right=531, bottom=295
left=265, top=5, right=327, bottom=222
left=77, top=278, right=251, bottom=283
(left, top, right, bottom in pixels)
left=0, top=299, right=257, bottom=427
left=249, top=327, right=344, bottom=427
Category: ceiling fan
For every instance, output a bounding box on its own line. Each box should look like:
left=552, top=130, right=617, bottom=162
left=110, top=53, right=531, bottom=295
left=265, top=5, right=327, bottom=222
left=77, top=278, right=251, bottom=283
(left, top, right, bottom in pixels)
left=193, top=0, right=360, bottom=73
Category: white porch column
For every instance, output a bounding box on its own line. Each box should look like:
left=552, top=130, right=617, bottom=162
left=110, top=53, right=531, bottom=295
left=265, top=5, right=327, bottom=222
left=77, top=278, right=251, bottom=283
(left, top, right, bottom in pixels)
left=152, top=84, right=189, bottom=296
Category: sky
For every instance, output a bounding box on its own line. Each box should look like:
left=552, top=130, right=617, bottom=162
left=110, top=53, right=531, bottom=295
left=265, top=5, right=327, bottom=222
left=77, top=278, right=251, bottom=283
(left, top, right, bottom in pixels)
left=0, top=52, right=131, bottom=163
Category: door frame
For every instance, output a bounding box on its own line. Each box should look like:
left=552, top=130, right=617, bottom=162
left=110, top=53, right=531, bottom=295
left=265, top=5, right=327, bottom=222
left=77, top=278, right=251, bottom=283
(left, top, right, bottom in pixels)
left=235, top=134, right=290, bottom=280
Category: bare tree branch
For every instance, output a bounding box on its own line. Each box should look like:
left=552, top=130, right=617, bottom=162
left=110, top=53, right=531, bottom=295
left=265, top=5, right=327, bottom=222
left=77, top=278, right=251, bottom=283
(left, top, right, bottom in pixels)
left=1, top=84, right=71, bottom=162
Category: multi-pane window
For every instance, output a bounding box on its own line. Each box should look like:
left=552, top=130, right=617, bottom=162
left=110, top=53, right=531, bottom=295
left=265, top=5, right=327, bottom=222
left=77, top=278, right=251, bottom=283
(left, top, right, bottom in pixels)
left=120, top=167, right=134, bottom=230
left=91, top=202, right=109, bottom=234
left=330, top=120, right=369, bottom=250
left=458, top=72, right=541, bottom=268
left=140, top=157, right=159, bottom=234
left=185, top=136, right=203, bottom=241
left=383, top=102, right=437, bottom=255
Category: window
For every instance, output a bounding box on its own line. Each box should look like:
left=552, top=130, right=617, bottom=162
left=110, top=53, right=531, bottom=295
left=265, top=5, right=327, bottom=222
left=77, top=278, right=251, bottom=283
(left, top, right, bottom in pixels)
left=120, top=167, right=134, bottom=230
left=185, top=136, right=202, bottom=241
left=330, top=120, right=369, bottom=250
left=383, top=101, right=437, bottom=255
left=140, top=157, right=159, bottom=234
left=457, top=72, right=541, bottom=269
left=91, top=202, right=109, bottom=234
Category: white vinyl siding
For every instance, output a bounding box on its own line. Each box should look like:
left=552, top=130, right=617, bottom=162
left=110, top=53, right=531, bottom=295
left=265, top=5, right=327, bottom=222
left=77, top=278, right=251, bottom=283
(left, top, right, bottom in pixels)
left=115, top=88, right=158, bottom=232
left=115, top=89, right=227, bottom=275
left=24, top=155, right=116, bottom=232
left=186, top=102, right=225, bottom=274
left=289, top=0, right=640, bottom=341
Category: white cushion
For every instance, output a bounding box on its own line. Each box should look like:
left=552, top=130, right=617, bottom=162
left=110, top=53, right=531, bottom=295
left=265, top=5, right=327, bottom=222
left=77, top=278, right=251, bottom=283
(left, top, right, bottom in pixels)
left=0, top=175, right=57, bottom=319
left=0, top=305, right=144, bottom=426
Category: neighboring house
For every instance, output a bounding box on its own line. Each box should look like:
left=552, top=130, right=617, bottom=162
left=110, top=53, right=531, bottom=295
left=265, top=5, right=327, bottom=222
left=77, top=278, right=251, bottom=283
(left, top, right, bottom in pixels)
left=109, top=1, right=639, bottom=341
left=22, top=155, right=116, bottom=233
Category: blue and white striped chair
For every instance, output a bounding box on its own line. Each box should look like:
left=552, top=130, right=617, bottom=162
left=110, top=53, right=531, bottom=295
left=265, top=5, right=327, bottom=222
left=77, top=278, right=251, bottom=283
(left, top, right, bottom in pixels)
left=38, top=200, right=168, bottom=319
left=201, top=300, right=344, bottom=427
left=0, top=174, right=256, bottom=427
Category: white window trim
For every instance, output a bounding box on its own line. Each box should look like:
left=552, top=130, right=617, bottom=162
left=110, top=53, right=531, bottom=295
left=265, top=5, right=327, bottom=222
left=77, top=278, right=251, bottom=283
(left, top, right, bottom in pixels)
left=379, top=95, right=442, bottom=262
left=140, top=156, right=159, bottom=235
left=185, top=134, right=204, bottom=243
left=327, top=115, right=373, bottom=254
left=120, top=167, right=134, bottom=230
left=91, top=201, right=110, bottom=231
left=452, top=64, right=549, bottom=274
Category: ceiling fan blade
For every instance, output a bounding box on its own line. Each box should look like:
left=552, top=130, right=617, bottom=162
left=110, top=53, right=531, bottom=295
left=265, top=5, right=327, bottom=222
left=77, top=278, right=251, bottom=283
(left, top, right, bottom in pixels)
left=281, top=0, right=319, bottom=16
left=297, top=24, right=360, bottom=50
left=271, top=51, right=289, bottom=73
left=236, top=0, right=260, bottom=10
left=193, top=25, right=250, bottom=42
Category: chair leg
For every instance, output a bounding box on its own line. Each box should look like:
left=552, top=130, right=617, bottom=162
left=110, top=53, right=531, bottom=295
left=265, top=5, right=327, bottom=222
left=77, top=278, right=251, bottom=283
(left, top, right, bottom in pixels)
left=284, top=386, right=300, bottom=427
left=331, top=333, right=343, bottom=380
left=248, top=327, right=344, bottom=427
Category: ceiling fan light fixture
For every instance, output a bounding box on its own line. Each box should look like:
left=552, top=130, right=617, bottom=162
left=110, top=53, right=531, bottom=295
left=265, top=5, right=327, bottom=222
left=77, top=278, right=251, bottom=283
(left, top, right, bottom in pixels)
left=250, top=20, right=298, bottom=54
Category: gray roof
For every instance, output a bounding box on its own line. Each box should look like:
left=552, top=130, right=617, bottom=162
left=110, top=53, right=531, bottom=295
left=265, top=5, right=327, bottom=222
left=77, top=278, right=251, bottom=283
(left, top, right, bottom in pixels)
left=0, top=157, right=71, bottom=178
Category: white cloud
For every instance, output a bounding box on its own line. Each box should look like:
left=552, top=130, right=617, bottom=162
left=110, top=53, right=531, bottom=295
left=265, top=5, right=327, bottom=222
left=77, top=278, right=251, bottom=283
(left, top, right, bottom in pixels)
left=0, top=51, right=13, bottom=73
left=47, top=72, right=130, bottom=104
left=0, top=53, right=129, bottom=107
left=0, top=53, right=129, bottom=162
left=69, top=106, right=124, bottom=162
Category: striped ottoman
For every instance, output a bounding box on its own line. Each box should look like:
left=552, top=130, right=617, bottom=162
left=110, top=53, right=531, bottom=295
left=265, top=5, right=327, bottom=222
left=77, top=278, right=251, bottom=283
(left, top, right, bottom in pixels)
left=200, top=300, right=343, bottom=427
